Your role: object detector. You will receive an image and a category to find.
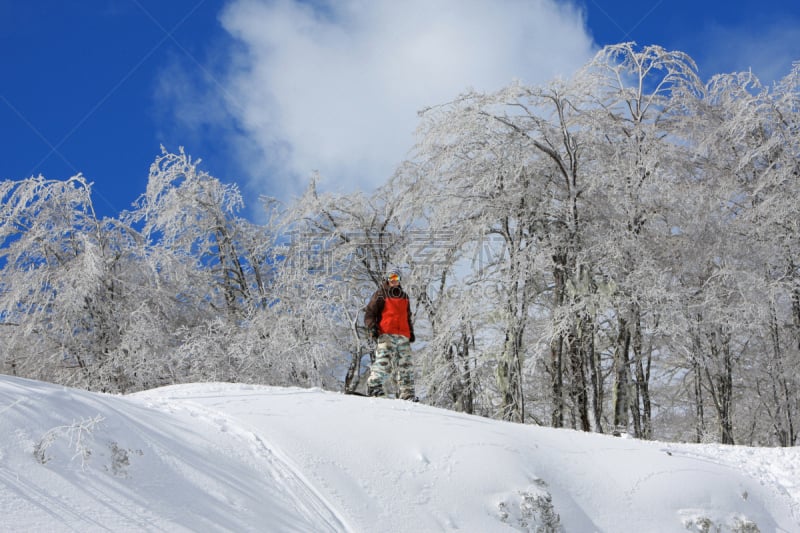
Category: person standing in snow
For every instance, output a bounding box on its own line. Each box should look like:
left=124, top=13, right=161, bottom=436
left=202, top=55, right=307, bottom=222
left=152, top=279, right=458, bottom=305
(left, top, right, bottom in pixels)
left=363, top=268, right=416, bottom=400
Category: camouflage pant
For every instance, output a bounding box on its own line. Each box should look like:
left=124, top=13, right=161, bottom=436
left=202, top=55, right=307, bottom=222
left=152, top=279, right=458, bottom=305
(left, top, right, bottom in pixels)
left=368, top=334, right=415, bottom=400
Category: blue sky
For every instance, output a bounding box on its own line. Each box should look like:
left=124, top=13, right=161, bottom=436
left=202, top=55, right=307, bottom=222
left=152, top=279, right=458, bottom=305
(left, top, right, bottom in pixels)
left=2, top=0, right=799, bottom=222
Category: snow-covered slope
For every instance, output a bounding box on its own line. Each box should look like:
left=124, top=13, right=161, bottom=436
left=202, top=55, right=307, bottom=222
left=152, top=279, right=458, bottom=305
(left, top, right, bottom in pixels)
left=1, top=375, right=798, bottom=532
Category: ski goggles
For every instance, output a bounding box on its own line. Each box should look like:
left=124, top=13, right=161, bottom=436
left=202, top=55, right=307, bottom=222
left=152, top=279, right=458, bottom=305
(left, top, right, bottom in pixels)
left=387, top=273, right=400, bottom=282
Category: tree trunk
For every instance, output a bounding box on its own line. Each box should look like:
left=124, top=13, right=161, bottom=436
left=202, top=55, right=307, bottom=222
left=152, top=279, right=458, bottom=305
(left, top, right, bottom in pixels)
left=612, top=316, right=631, bottom=435
left=445, top=329, right=476, bottom=415
left=550, top=334, right=565, bottom=428
left=587, top=314, right=603, bottom=433
left=567, top=328, right=591, bottom=432
left=459, top=330, right=476, bottom=414
left=498, top=324, right=525, bottom=423
left=767, top=300, right=796, bottom=446
left=691, top=333, right=706, bottom=443
left=631, top=309, right=652, bottom=439
left=704, top=330, right=735, bottom=445
left=550, top=252, right=567, bottom=428
left=792, top=261, right=800, bottom=351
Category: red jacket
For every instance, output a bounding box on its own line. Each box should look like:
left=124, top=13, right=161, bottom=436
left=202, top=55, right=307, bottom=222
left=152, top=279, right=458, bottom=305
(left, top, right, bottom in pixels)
left=364, top=282, right=414, bottom=340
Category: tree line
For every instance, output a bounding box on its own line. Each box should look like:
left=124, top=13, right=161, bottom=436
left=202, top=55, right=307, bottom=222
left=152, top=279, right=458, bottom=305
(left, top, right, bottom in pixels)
left=2, top=44, right=798, bottom=446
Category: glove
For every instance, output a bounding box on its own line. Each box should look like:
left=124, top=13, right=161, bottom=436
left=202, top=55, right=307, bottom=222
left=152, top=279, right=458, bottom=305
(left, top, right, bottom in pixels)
left=409, top=332, right=415, bottom=343
left=371, top=326, right=379, bottom=340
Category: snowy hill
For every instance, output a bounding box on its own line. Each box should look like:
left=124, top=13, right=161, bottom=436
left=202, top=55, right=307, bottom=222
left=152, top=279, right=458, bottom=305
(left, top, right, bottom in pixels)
left=1, top=376, right=799, bottom=532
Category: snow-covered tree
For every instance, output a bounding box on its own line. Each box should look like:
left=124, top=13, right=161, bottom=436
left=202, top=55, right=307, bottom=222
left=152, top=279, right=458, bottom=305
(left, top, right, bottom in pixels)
left=0, top=175, right=143, bottom=389
left=3, top=45, right=799, bottom=446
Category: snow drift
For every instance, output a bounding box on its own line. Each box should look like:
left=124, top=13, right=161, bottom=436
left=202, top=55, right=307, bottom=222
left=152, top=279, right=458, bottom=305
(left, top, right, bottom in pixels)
left=1, top=375, right=798, bottom=532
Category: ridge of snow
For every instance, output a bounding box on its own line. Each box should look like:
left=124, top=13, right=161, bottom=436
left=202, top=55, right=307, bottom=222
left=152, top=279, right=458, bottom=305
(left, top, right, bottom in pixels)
left=2, top=375, right=798, bottom=532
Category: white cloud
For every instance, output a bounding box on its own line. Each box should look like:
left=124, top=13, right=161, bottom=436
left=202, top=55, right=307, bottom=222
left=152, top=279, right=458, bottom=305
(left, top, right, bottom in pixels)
left=214, top=0, right=596, bottom=199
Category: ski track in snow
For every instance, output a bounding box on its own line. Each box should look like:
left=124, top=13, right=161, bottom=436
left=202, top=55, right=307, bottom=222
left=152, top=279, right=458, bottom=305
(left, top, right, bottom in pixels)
left=138, top=394, right=350, bottom=533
